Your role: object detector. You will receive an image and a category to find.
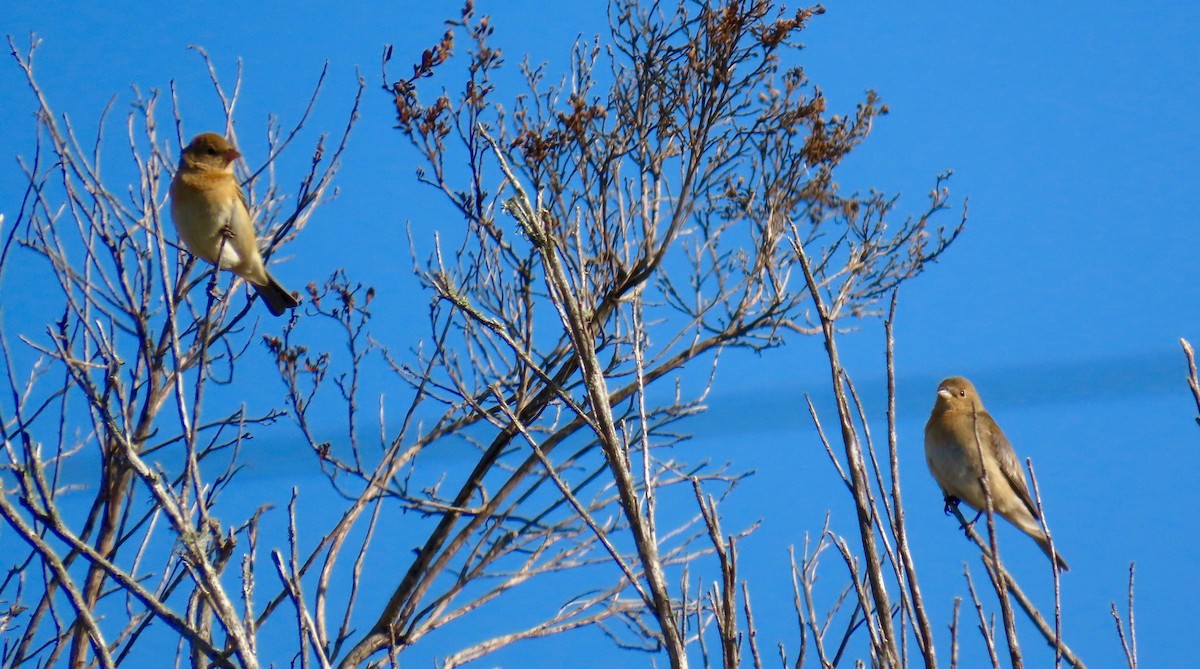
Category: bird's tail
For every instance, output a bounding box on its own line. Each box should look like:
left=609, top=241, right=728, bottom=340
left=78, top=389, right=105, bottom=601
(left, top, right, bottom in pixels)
left=1032, top=533, right=1070, bottom=572
left=253, top=274, right=301, bottom=317
left=1007, top=512, right=1070, bottom=572
left=1032, top=534, right=1070, bottom=570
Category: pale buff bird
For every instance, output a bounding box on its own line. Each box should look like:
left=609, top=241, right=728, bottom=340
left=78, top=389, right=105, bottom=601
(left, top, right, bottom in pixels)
left=925, top=376, right=1069, bottom=571
left=170, top=132, right=300, bottom=316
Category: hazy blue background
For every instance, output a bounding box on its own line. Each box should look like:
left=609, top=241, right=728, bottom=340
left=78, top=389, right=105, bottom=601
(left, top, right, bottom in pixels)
left=2, top=1, right=1197, bottom=666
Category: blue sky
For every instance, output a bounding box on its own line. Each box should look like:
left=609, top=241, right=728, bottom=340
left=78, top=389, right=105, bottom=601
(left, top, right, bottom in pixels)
left=2, top=1, right=1198, bottom=666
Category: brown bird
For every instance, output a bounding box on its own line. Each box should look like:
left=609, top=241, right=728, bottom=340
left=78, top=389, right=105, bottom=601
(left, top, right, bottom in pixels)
left=924, top=376, right=1069, bottom=571
left=169, top=132, right=300, bottom=316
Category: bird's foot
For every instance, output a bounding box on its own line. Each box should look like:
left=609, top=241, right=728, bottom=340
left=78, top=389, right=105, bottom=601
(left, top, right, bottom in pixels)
left=958, top=510, right=983, bottom=537
left=942, top=496, right=961, bottom=516
left=221, top=225, right=236, bottom=239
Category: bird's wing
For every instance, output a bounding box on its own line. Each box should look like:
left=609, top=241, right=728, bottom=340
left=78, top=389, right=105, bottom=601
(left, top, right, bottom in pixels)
left=216, top=181, right=270, bottom=285
left=983, top=413, right=1040, bottom=518
left=232, top=178, right=256, bottom=233
left=233, top=180, right=270, bottom=254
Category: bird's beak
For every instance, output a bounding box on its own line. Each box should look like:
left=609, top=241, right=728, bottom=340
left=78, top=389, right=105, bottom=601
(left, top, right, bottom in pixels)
left=225, top=148, right=242, bottom=161
left=936, top=388, right=951, bottom=399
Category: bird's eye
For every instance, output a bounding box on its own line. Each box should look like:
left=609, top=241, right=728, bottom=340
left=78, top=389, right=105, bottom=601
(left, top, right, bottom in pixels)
left=206, top=147, right=218, bottom=155
left=958, top=389, right=965, bottom=397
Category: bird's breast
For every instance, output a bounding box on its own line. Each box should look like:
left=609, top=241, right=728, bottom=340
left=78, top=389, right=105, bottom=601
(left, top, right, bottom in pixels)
left=171, top=190, right=253, bottom=271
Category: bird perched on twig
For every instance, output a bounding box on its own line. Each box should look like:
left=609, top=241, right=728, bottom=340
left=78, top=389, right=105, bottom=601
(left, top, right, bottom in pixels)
left=924, top=376, right=1069, bottom=571
left=170, top=132, right=300, bottom=316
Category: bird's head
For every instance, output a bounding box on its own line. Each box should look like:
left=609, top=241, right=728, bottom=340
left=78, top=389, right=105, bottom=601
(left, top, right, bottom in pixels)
left=180, top=132, right=241, bottom=171
left=934, top=376, right=982, bottom=411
